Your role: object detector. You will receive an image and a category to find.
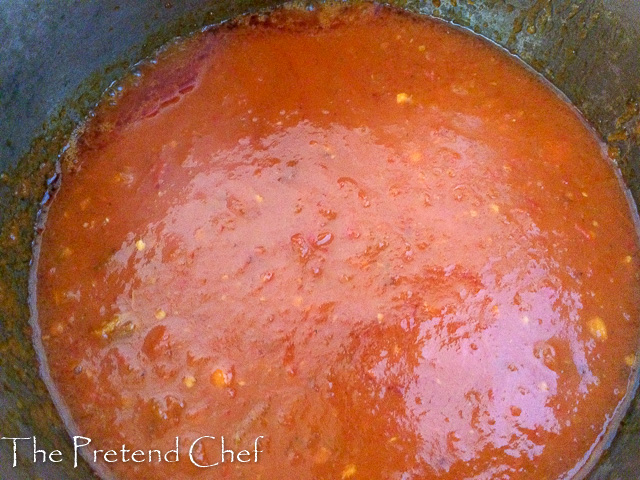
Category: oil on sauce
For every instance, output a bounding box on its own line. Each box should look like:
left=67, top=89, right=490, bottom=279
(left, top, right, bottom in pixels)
left=34, top=4, right=640, bottom=479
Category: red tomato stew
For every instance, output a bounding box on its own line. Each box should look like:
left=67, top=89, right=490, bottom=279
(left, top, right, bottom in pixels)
left=32, top=4, right=640, bottom=479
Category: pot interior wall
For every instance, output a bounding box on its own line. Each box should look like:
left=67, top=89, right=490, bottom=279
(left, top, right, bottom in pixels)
left=0, top=1, right=638, bottom=478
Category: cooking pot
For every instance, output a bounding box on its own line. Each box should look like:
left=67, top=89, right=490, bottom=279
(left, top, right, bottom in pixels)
left=1, top=0, right=639, bottom=478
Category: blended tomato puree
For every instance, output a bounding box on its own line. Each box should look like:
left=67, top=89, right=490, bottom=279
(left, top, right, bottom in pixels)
left=34, top=4, right=640, bottom=479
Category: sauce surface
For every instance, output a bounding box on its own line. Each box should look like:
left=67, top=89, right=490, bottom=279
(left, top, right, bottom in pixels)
left=35, top=4, right=640, bottom=479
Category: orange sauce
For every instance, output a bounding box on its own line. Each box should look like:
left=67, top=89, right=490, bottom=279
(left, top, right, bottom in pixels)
left=34, top=4, right=640, bottom=479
